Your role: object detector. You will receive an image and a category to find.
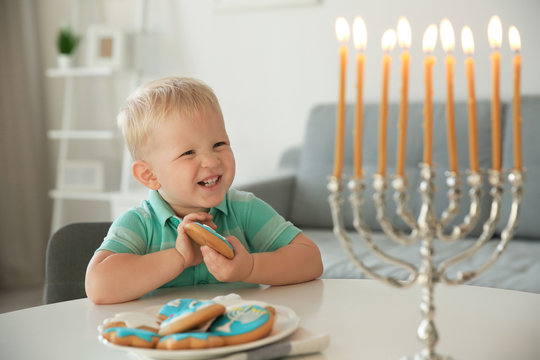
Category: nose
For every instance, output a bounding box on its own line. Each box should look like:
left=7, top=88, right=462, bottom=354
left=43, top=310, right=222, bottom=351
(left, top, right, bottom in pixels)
left=200, top=151, right=221, bottom=168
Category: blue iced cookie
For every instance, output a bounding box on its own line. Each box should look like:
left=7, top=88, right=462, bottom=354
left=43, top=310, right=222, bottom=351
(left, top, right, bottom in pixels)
left=157, top=332, right=225, bottom=350
left=209, top=305, right=276, bottom=345
left=184, top=222, right=234, bottom=259
left=102, top=327, right=161, bottom=348
left=158, top=298, right=193, bottom=320
left=158, top=299, right=225, bottom=336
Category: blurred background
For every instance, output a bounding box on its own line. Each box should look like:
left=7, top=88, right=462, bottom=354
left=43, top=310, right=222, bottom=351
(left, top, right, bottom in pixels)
left=1, top=0, right=538, bottom=310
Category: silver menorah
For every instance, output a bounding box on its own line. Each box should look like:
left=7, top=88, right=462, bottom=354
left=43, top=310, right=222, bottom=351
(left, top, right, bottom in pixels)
left=327, top=165, right=524, bottom=360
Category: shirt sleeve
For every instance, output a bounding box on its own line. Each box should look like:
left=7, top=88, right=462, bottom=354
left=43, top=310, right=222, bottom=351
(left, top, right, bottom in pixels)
left=96, top=209, right=149, bottom=255
left=238, top=192, right=302, bottom=253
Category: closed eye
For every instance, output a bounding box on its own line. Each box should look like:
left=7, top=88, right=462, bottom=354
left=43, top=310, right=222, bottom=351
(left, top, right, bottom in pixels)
left=214, top=141, right=228, bottom=148
left=180, top=149, right=195, bottom=157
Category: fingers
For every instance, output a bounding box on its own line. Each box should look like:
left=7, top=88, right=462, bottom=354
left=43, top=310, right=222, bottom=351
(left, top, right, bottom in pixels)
left=180, top=212, right=216, bottom=230
left=201, top=237, right=254, bottom=283
left=175, top=213, right=212, bottom=268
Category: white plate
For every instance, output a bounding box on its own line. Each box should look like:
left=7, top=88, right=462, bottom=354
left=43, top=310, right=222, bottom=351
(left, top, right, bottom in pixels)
left=99, top=304, right=300, bottom=360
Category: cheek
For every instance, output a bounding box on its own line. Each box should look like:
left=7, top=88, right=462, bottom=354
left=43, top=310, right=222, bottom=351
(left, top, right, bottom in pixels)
left=225, top=152, right=236, bottom=174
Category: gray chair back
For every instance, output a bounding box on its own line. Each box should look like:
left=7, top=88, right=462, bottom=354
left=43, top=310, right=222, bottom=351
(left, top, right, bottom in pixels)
left=44, top=222, right=110, bottom=304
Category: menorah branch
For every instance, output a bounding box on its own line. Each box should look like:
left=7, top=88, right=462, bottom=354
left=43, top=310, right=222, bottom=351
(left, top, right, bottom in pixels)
left=436, top=171, right=483, bottom=242
left=328, top=176, right=418, bottom=287
left=438, top=170, right=508, bottom=284
left=373, top=174, right=420, bottom=245
left=440, top=170, right=524, bottom=284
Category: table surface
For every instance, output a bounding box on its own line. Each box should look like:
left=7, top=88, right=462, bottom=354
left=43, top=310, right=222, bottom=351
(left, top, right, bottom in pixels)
left=1, top=279, right=540, bottom=360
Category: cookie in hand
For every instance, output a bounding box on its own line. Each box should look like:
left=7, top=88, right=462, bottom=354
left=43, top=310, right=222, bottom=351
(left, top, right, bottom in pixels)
left=184, top=222, right=234, bottom=259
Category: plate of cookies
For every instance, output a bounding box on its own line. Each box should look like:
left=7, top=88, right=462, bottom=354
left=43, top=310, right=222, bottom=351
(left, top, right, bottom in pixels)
left=98, top=294, right=300, bottom=360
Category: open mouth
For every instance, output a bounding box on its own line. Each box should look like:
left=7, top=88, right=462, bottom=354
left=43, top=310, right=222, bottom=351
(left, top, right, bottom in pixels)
left=198, top=176, right=221, bottom=187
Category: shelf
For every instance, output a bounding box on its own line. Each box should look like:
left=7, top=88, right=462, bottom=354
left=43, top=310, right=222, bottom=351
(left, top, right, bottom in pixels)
left=48, top=130, right=117, bottom=140
left=49, top=189, right=117, bottom=201
left=46, top=67, right=114, bottom=78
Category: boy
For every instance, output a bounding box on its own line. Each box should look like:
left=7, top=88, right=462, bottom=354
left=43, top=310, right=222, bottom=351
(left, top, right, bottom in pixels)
left=85, top=77, right=323, bottom=304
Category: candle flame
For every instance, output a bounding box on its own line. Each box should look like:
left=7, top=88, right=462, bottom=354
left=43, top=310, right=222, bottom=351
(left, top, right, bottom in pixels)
left=440, top=18, right=455, bottom=52
left=488, top=15, right=502, bottom=49
left=335, top=17, right=351, bottom=43
left=509, top=26, right=521, bottom=52
left=381, top=29, right=397, bottom=52
left=461, top=26, right=474, bottom=55
left=353, top=17, right=367, bottom=50
left=397, top=17, right=411, bottom=49
left=422, top=24, right=438, bottom=53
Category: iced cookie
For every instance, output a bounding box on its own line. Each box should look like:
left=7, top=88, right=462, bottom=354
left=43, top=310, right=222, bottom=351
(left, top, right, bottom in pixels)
left=209, top=305, right=276, bottom=346
left=158, top=298, right=187, bottom=321
left=158, top=299, right=226, bottom=336
left=184, top=222, right=234, bottom=259
left=157, top=332, right=225, bottom=350
left=102, top=311, right=160, bottom=333
left=102, top=327, right=161, bottom=348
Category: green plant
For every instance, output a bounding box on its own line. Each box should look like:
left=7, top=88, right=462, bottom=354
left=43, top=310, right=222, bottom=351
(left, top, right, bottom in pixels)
left=57, top=24, right=79, bottom=55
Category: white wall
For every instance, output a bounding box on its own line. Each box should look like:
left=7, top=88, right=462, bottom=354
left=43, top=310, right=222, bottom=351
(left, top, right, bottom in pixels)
left=141, top=0, right=540, bottom=182
left=37, top=0, right=540, bottom=221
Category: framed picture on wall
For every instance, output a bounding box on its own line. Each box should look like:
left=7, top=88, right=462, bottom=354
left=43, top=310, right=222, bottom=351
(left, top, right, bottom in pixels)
left=214, top=0, right=320, bottom=11
left=86, top=25, right=124, bottom=68
left=58, top=160, right=105, bottom=191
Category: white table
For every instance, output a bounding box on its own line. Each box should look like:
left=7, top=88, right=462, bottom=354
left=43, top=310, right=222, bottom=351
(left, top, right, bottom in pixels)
left=1, top=279, right=540, bottom=359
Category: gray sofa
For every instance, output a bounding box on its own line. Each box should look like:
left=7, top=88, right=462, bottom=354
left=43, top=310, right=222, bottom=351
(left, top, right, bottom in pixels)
left=238, top=97, right=540, bottom=294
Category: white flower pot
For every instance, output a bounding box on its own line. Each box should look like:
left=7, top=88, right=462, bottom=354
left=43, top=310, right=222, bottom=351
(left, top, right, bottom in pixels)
left=57, top=54, right=74, bottom=69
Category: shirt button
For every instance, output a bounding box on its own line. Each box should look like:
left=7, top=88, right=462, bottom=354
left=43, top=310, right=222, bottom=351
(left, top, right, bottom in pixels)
left=171, top=217, right=180, bottom=227
left=198, top=280, right=208, bottom=285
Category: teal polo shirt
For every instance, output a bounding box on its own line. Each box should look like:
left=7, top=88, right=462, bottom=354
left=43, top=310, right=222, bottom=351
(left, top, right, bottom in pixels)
left=97, top=188, right=301, bottom=287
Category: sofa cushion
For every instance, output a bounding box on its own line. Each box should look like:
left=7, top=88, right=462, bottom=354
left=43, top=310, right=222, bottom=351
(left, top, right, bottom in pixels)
left=306, top=228, right=540, bottom=294
left=497, top=96, right=540, bottom=239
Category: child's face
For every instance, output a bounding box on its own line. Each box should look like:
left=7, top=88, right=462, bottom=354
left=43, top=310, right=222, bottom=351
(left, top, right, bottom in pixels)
left=141, top=107, right=235, bottom=217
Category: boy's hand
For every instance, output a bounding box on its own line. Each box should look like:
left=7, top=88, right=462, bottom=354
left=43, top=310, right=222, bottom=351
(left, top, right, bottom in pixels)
left=176, top=212, right=216, bottom=269
left=201, top=236, right=254, bottom=283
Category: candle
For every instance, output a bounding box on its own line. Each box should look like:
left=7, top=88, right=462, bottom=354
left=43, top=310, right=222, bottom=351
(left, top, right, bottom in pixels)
left=509, top=26, right=522, bottom=171
left=422, top=25, right=437, bottom=166
left=333, top=17, right=350, bottom=180
left=396, top=17, right=411, bottom=177
left=488, top=15, right=503, bottom=171
left=461, top=26, right=479, bottom=173
left=353, top=17, right=367, bottom=178
left=440, top=19, right=458, bottom=173
left=378, top=29, right=396, bottom=176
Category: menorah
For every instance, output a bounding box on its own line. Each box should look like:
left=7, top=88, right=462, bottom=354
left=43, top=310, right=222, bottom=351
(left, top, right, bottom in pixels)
left=327, top=166, right=524, bottom=359
left=327, top=12, right=525, bottom=359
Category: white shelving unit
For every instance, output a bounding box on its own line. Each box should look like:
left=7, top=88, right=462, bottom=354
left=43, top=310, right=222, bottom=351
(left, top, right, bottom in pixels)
left=46, top=67, right=113, bottom=78
left=47, top=66, right=120, bottom=232
left=48, top=0, right=149, bottom=233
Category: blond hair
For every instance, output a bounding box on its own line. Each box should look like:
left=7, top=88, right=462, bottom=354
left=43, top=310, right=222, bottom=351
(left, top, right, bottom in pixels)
left=117, top=76, right=222, bottom=160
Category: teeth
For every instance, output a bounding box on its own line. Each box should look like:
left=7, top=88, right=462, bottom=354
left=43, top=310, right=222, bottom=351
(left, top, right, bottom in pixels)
left=201, top=177, right=219, bottom=186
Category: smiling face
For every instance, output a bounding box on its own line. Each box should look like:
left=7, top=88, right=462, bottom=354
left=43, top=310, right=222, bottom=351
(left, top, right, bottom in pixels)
left=136, top=106, right=235, bottom=217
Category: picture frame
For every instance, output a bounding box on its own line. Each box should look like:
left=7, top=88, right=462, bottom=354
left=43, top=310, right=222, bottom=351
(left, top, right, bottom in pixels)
left=58, top=160, right=105, bottom=191
left=86, top=25, right=124, bottom=68
left=214, top=0, right=320, bottom=11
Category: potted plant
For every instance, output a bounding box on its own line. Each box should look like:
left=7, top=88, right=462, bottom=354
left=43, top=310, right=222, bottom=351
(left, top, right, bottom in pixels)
left=56, top=24, right=79, bottom=68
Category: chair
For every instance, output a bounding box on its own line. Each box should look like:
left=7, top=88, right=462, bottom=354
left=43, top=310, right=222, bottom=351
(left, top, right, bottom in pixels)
left=44, top=222, right=111, bottom=304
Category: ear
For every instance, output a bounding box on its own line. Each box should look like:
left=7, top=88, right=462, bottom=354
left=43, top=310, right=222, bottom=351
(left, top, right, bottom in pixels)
left=132, top=161, right=161, bottom=190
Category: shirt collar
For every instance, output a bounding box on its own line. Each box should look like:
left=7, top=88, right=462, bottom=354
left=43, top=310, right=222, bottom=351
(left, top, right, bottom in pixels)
left=148, top=190, right=177, bottom=226
left=148, top=189, right=229, bottom=226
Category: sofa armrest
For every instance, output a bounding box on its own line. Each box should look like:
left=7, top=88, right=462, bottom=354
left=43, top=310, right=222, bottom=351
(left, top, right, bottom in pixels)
left=234, top=172, right=296, bottom=219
